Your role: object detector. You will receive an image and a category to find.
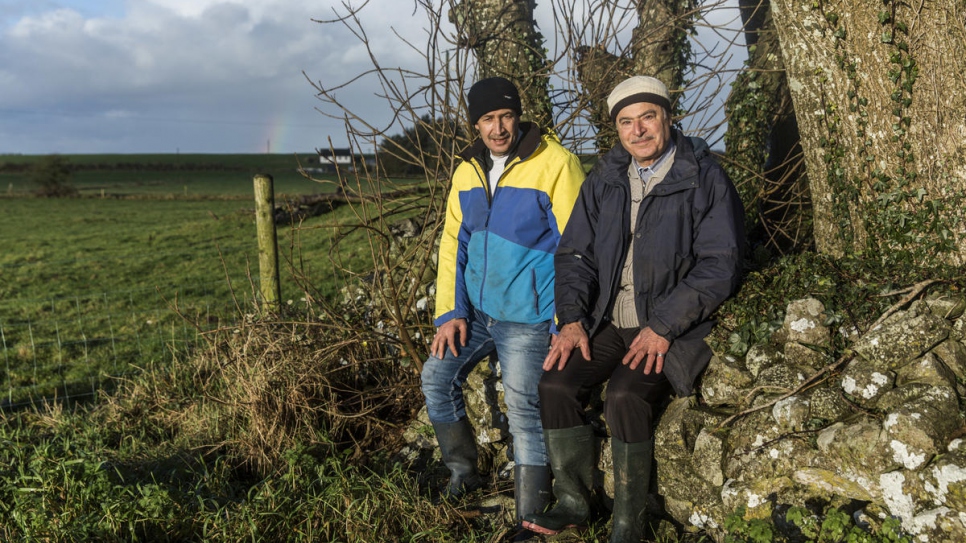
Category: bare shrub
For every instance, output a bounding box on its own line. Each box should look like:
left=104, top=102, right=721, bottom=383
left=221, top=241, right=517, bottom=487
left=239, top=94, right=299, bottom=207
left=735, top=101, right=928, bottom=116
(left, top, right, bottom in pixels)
left=101, top=309, right=422, bottom=478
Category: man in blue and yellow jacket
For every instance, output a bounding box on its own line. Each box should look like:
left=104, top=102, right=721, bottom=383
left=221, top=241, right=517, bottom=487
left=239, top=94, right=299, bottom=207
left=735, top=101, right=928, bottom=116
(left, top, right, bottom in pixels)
left=421, top=77, right=584, bottom=529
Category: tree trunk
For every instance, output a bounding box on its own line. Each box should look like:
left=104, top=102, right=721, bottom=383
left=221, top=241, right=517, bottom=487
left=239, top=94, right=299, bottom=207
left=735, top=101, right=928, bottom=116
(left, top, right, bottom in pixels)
left=771, top=0, right=966, bottom=263
left=631, top=0, right=692, bottom=93
left=724, top=0, right=809, bottom=253
left=576, top=45, right=631, bottom=153
left=574, top=0, right=695, bottom=153
left=449, top=0, right=553, bottom=129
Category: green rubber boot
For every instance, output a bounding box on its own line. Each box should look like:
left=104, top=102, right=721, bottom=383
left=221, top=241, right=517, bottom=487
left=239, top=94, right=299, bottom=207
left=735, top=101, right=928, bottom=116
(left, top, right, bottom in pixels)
left=521, top=425, right=596, bottom=535
left=609, top=438, right=653, bottom=543
left=432, top=419, right=483, bottom=501
left=510, top=464, right=553, bottom=541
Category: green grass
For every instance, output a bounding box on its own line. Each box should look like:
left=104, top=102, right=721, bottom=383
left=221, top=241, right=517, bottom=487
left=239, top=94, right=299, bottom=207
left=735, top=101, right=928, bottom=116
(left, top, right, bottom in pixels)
left=0, top=154, right=474, bottom=539
left=0, top=408, right=471, bottom=542
left=0, top=154, right=382, bottom=407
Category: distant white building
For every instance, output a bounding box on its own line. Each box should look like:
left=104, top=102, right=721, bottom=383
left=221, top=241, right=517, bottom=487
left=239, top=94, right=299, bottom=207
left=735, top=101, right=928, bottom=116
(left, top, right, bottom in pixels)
left=315, top=148, right=375, bottom=173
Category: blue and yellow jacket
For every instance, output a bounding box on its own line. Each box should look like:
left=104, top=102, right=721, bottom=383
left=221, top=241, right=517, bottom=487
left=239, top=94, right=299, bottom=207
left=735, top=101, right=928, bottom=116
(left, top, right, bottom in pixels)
left=434, top=122, right=585, bottom=326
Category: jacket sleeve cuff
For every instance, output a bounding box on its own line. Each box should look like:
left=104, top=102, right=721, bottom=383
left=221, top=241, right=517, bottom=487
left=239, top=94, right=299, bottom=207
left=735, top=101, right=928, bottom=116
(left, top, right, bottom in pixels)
left=646, top=318, right=673, bottom=341
left=434, top=310, right=466, bottom=327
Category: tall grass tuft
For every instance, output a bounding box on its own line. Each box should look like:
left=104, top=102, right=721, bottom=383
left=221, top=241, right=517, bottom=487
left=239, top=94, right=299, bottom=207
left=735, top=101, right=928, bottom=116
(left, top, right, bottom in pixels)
left=98, top=308, right=423, bottom=479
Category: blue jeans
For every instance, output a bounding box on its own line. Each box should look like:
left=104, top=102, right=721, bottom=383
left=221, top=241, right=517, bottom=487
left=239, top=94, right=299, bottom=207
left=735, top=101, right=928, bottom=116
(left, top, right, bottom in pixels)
left=421, top=308, right=551, bottom=467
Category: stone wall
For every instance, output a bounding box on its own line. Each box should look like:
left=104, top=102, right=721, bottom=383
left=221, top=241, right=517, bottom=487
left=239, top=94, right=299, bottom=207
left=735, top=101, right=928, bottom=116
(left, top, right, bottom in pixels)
left=683, top=295, right=966, bottom=542
left=400, top=294, right=966, bottom=541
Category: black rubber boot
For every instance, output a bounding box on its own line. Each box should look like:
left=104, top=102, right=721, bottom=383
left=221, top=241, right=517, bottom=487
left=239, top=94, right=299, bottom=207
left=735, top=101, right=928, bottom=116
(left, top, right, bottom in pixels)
left=609, top=438, right=653, bottom=543
left=510, top=464, right=552, bottom=541
left=520, top=425, right=595, bottom=535
left=433, top=419, right=483, bottom=501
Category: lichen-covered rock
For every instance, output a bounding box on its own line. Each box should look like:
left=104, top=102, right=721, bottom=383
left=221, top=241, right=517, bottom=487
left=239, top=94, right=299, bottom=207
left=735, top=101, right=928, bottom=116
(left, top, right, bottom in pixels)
left=793, top=467, right=874, bottom=501
left=931, top=339, right=966, bottom=384
left=875, top=382, right=936, bottom=412
left=881, top=385, right=963, bottom=470
left=397, top=297, right=966, bottom=540
left=919, top=445, right=966, bottom=512
left=754, top=362, right=813, bottom=393
left=952, top=316, right=966, bottom=342
left=723, top=410, right=779, bottom=478
left=782, top=341, right=828, bottom=371
left=675, top=302, right=966, bottom=538
left=815, top=417, right=897, bottom=492
left=654, top=398, right=727, bottom=529
left=923, top=295, right=966, bottom=321
left=693, top=427, right=726, bottom=486
left=803, top=383, right=853, bottom=422
left=744, top=342, right=783, bottom=378
left=840, top=357, right=896, bottom=406
left=782, top=298, right=830, bottom=346
left=896, top=352, right=958, bottom=389
left=720, top=476, right=795, bottom=520
left=911, top=511, right=966, bottom=543
left=463, top=356, right=509, bottom=444
left=853, top=313, right=950, bottom=370
left=700, top=354, right=754, bottom=407
left=724, top=408, right=819, bottom=483
left=879, top=469, right=966, bottom=542
left=771, top=395, right=809, bottom=433
left=398, top=406, right=437, bottom=462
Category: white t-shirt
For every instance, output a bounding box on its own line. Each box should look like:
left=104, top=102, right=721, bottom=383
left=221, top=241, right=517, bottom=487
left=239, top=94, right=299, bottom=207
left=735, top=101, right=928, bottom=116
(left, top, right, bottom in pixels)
left=488, top=152, right=508, bottom=196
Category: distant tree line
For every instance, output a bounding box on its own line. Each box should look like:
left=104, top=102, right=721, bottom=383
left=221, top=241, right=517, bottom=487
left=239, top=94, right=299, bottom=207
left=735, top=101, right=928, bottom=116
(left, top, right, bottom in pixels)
left=0, top=160, right=252, bottom=174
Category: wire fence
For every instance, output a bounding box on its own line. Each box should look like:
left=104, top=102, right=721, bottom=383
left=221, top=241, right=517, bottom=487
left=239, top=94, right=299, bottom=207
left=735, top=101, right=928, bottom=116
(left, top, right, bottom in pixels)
left=0, top=282, right=246, bottom=410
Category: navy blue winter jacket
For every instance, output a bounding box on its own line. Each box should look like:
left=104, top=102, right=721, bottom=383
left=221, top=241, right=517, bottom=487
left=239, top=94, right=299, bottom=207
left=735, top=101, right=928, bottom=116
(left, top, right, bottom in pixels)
left=554, top=129, right=745, bottom=396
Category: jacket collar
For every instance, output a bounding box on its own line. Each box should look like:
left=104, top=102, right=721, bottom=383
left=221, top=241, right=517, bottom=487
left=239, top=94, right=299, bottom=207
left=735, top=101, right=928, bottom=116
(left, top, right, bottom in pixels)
left=597, top=129, right=704, bottom=192
left=458, top=121, right=543, bottom=165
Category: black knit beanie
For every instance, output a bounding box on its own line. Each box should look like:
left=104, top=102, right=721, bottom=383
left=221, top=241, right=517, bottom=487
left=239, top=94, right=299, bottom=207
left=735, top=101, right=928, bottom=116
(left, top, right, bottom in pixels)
left=467, top=77, right=522, bottom=125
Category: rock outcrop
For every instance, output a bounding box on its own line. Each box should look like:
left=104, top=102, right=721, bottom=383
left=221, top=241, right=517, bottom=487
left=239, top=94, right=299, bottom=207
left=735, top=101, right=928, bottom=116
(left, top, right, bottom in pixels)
left=400, top=294, right=966, bottom=541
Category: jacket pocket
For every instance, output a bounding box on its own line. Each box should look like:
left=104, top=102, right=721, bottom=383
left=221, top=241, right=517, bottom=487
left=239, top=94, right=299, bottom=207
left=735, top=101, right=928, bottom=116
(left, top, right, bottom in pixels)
left=531, top=268, right=540, bottom=315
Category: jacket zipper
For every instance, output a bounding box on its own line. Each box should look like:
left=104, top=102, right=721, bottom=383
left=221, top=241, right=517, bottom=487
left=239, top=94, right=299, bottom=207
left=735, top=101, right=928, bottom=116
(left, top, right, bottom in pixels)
left=474, top=157, right=517, bottom=310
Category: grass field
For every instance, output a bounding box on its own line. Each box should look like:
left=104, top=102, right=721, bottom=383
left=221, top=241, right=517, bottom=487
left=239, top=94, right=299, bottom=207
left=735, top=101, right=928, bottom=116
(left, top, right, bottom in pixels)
left=0, top=154, right=380, bottom=407
left=1, top=152, right=331, bottom=198
left=0, top=154, right=485, bottom=542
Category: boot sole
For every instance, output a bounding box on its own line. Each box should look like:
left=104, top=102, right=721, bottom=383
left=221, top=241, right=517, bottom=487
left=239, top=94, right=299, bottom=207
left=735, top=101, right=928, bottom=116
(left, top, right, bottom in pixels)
left=520, top=520, right=584, bottom=536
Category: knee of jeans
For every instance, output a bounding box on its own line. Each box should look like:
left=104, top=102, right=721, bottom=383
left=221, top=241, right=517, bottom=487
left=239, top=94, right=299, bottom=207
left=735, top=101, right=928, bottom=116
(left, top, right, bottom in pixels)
left=420, top=356, right=447, bottom=394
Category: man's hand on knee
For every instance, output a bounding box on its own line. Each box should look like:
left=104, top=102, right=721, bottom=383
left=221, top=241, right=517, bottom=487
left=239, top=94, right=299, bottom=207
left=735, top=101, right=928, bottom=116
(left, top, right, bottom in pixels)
left=623, top=326, right=670, bottom=374
left=431, top=318, right=467, bottom=359
left=544, top=322, right=590, bottom=371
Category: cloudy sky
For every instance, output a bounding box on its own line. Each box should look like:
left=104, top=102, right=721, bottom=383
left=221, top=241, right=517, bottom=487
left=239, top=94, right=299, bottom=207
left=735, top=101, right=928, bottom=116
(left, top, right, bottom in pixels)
left=0, top=0, right=744, bottom=155
left=0, top=0, right=434, bottom=154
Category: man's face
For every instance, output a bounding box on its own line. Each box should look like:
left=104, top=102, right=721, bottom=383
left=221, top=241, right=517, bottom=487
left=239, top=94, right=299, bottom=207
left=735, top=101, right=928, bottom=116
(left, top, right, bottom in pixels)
left=615, top=102, right=672, bottom=167
left=474, top=108, right=519, bottom=157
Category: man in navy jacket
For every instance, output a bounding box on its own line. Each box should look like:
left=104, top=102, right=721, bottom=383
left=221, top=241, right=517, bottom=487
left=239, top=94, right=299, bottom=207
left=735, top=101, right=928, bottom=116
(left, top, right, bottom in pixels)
left=522, top=76, right=745, bottom=542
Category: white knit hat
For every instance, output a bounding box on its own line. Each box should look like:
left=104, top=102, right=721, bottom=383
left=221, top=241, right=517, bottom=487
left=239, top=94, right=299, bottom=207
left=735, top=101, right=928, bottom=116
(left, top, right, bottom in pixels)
left=606, top=76, right=671, bottom=122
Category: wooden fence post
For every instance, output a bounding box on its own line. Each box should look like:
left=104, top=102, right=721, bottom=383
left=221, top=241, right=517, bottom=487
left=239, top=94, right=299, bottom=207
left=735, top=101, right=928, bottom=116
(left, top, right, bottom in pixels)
left=253, top=174, right=280, bottom=311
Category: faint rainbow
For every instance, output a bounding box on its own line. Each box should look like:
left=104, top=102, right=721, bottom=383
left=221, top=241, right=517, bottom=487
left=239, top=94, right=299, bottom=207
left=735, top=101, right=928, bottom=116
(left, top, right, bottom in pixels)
left=261, top=107, right=307, bottom=153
